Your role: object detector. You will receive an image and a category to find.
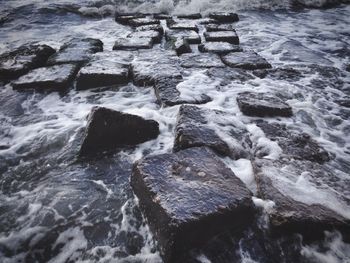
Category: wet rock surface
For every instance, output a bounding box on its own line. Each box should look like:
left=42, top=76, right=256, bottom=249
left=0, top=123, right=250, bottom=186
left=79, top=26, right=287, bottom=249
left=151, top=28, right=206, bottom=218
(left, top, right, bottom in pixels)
left=113, top=37, right=153, bottom=50
left=79, top=106, right=160, bottom=156
left=12, top=64, right=79, bottom=91
left=165, top=29, right=201, bottom=44
left=135, top=24, right=164, bottom=34
left=209, top=12, right=239, bottom=23
left=205, top=24, right=236, bottom=32
left=167, top=19, right=199, bottom=32
left=180, top=53, right=225, bottom=68
left=222, top=51, right=272, bottom=70
left=204, top=31, right=240, bottom=45
left=199, top=42, right=242, bottom=54
left=131, top=146, right=255, bottom=262
left=237, top=92, right=293, bottom=117
left=115, top=12, right=146, bottom=25
left=128, top=30, right=162, bottom=44
left=0, top=44, right=56, bottom=81
left=174, top=105, right=250, bottom=159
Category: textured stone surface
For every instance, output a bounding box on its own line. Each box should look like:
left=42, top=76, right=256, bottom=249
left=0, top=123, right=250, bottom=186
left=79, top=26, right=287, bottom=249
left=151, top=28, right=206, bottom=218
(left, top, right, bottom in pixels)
left=113, top=37, right=153, bottom=50
left=128, top=30, right=162, bottom=44
left=47, top=38, right=103, bottom=66
left=129, top=18, right=160, bottom=27
left=167, top=19, right=199, bottom=32
left=12, top=64, right=79, bottom=90
left=199, top=42, right=242, bottom=54
left=174, top=105, right=251, bottom=158
left=209, top=12, right=239, bottom=23
left=131, top=146, right=255, bottom=262
left=165, top=29, right=201, bottom=44
left=221, top=51, right=272, bottom=70
left=115, top=12, right=146, bottom=25
left=204, top=31, right=240, bottom=45
left=177, top=13, right=202, bottom=19
left=0, top=44, right=56, bottom=81
left=237, top=92, right=293, bottom=117
left=205, top=24, right=236, bottom=32
left=135, top=24, right=164, bottom=34
left=180, top=53, right=225, bottom=68
left=79, top=106, right=160, bottom=156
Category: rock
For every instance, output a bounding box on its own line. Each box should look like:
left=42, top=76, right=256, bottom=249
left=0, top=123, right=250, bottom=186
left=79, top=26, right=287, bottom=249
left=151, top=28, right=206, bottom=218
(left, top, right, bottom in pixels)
left=154, top=77, right=210, bottom=107
left=0, top=44, right=56, bottom=81
left=206, top=67, right=254, bottom=85
left=0, top=88, right=26, bottom=117
left=165, top=30, right=201, bottom=44
left=180, top=53, right=225, bottom=68
left=237, top=92, right=293, bottom=117
left=177, top=13, right=202, bottom=19
left=129, top=18, right=160, bottom=27
left=153, top=13, right=172, bottom=20
left=252, top=68, right=302, bottom=81
left=174, top=105, right=250, bottom=158
left=131, top=146, right=255, bottom=262
left=167, top=19, right=199, bottom=32
left=136, top=24, right=164, bottom=35
left=335, top=98, right=350, bottom=108
left=115, top=12, right=146, bottom=25
left=199, top=42, right=242, bottom=54
left=346, top=64, right=350, bottom=72
left=255, top=121, right=330, bottom=163
left=12, top=64, right=79, bottom=91
left=172, top=38, right=192, bottom=56
left=79, top=106, right=160, bottom=156
left=222, top=51, right=272, bottom=70
left=76, top=52, right=132, bottom=90
left=253, top=158, right=350, bottom=241
left=47, top=38, right=103, bottom=66
left=204, top=31, right=239, bottom=45
left=131, top=50, right=181, bottom=86
left=128, top=30, right=162, bottom=44
left=205, top=24, right=236, bottom=32
left=113, top=37, right=153, bottom=50
left=209, top=12, right=239, bottom=23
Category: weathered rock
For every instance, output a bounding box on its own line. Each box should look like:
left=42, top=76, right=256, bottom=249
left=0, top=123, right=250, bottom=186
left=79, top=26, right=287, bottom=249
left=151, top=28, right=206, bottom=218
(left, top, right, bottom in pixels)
left=47, top=38, right=103, bottom=66
left=206, top=67, right=254, bottom=85
left=129, top=18, right=160, bottom=27
left=0, top=44, right=56, bottom=81
left=174, top=105, right=251, bottom=158
left=79, top=106, right=160, bottom=156
left=252, top=68, right=302, bottom=81
left=237, top=92, right=293, bottom=117
left=177, top=13, right=202, bottom=19
left=154, top=77, right=211, bottom=107
left=136, top=24, right=164, bottom=35
left=335, top=98, right=350, bottom=108
left=115, top=12, right=146, bottom=25
left=167, top=19, right=199, bottom=32
left=165, top=30, right=201, bottom=44
left=128, top=30, right=162, bottom=44
left=76, top=52, right=132, bottom=90
left=172, top=38, right=192, bottom=56
left=253, top=158, right=350, bottom=241
left=199, top=42, right=242, bottom=54
left=153, top=13, right=172, bottom=20
left=255, top=121, right=330, bottom=163
left=205, top=24, right=236, bottom=32
left=204, top=31, right=239, bottom=45
left=12, top=64, right=79, bottom=91
left=131, top=146, right=255, bottom=262
left=131, top=50, right=181, bottom=86
left=180, top=53, right=225, bottom=68
left=209, top=12, right=239, bottom=23
left=113, top=37, right=153, bottom=50
left=221, top=51, right=272, bottom=70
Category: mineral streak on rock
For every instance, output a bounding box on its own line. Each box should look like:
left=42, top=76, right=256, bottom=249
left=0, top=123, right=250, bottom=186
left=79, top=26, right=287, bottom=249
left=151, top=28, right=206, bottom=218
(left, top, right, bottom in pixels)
left=174, top=105, right=251, bottom=159
left=236, top=92, right=293, bottom=117
left=209, top=12, right=239, bottom=23
left=0, top=44, right=56, bottom=81
left=113, top=37, right=154, bottom=51
left=198, top=42, right=242, bottom=54
left=204, top=31, right=240, bottom=45
left=79, top=106, right=160, bottom=156
left=12, top=64, right=79, bottom=91
left=221, top=51, right=272, bottom=70
left=131, top=146, right=255, bottom=262
left=180, top=53, right=225, bottom=68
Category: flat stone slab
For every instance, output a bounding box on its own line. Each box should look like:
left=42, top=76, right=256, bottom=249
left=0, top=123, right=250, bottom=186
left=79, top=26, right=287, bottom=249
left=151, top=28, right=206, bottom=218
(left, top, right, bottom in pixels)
left=131, top=146, right=255, bottom=262
left=204, top=31, right=240, bottom=45
left=153, top=13, right=172, bottom=20
left=177, top=13, right=202, bottom=19
left=180, top=53, right=225, bottom=68
left=174, top=105, right=251, bottom=159
left=237, top=92, right=293, bottom=117
left=199, top=42, right=242, bottom=54
left=165, top=30, right=201, bottom=44
left=136, top=24, right=164, bottom=34
left=253, top=158, right=350, bottom=240
left=76, top=52, right=132, bottom=90
left=113, top=37, right=153, bottom=50
left=205, top=24, right=236, bottom=32
left=221, top=51, right=272, bottom=70
left=79, top=106, right=160, bottom=156
left=12, top=64, right=79, bottom=91
left=128, top=30, right=162, bottom=44
left=167, top=19, right=199, bottom=32
left=0, top=44, right=56, bottom=81
left=255, top=121, right=330, bottom=163
left=129, top=18, right=160, bottom=27
left=115, top=13, right=146, bottom=25
left=209, top=12, right=239, bottom=23
left=47, top=38, right=103, bottom=66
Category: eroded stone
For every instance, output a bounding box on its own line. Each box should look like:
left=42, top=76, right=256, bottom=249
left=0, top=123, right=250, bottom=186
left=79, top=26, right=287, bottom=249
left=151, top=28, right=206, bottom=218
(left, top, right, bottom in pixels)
left=115, top=12, right=146, bottom=25
left=129, top=18, right=160, bottom=27
left=167, top=19, right=199, bottom=32
left=128, top=30, right=162, bottom=44
left=205, top=24, right=236, bottom=32
left=199, top=42, right=242, bottom=54
left=209, top=12, right=239, bottom=23
left=165, top=30, right=201, bottom=44
left=136, top=24, right=164, bottom=34
left=113, top=37, right=153, bottom=50
left=204, top=31, right=239, bottom=45
left=177, top=13, right=202, bottom=19
left=180, top=53, right=225, bottom=68
left=221, top=51, right=272, bottom=70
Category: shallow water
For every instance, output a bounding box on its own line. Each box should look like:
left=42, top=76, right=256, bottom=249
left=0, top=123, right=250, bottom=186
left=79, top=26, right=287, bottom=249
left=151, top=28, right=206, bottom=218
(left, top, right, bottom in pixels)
left=0, top=0, right=350, bottom=262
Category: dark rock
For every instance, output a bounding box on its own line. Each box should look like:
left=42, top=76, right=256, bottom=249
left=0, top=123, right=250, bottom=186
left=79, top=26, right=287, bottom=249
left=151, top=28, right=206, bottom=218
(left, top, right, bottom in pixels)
left=253, top=158, right=350, bottom=241
left=76, top=52, right=132, bottom=90
left=209, top=12, right=239, bottom=23
left=154, top=77, right=211, bottom=107
left=255, top=121, right=330, bottom=163
left=79, top=106, right=160, bottom=156
left=131, top=146, right=255, bottom=262
left=205, top=24, right=236, bottom=32
left=136, top=24, right=164, bottom=35
left=222, top=51, right=272, bottom=70
left=0, top=145, right=10, bottom=150
left=115, top=12, right=146, bottom=25
left=335, top=98, right=350, bottom=108
left=129, top=18, right=160, bottom=27
left=174, top=105, right=250, bottom=158
left=113, top=37, right=153, bottom=50
left=128, top=30, right=162, bottom=44
left=47, top=38, right=103, bottom=66
left=153, top=13, right=172, bottom=20
left=346, top=64, right=350, bottom=72
left=252, top=68, right=302, bottom=81
left=199, top=18, right=219, bottom=25
left=0, top=44, right=56, bottom=81
left=165, top=30, right=201, bottom=44
left=237, top=92, right=293, bottom=117
left=0, top=88, right=26, bottom=117
left=204, top=31, right=239, bottom=45
left=12, top=64, right=79, bottom=91
left=171, top=38, right=192, bottom=56
left=177, top=13, right=202, bottom=19
left=180, top=53, right=225, bottom=68
left=199, top=42, right=242, bottom=54
left=206, top=67, right=254, bottom=84
left=167, top=19, right=199, bottom=32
